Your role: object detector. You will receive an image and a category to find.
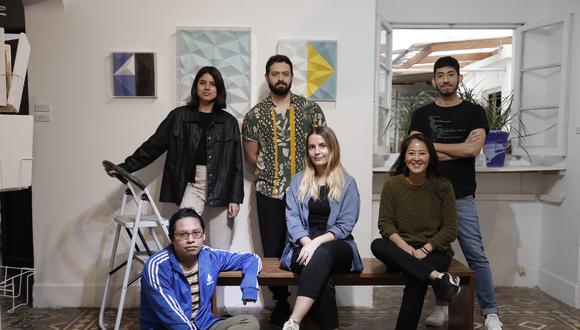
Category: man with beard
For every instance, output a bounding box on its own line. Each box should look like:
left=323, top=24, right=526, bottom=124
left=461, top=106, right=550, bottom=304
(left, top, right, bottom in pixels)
left=242, top=54, right=326, bottom=325
left=409, top=56, right=502, bottom=330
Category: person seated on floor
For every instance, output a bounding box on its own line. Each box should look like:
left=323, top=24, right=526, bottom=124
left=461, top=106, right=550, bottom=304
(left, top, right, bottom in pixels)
left=140, top=208, right=261, bottom=330
left=279, top=126, right=363, bottom=330
left=371, top=133, right=459, bottom=330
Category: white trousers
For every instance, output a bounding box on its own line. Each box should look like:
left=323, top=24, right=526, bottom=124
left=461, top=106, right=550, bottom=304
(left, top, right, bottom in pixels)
left=180, top=165, right=234, bottom=251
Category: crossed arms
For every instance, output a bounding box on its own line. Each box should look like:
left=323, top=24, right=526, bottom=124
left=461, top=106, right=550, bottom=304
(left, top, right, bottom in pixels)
left=410, top=128, right=486, bottom=161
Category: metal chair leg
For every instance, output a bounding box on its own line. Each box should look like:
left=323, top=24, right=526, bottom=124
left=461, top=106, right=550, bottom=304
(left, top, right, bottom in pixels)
left=114, top=200, right=144, bottom=330
left=98, top=223, right=122, bottom=329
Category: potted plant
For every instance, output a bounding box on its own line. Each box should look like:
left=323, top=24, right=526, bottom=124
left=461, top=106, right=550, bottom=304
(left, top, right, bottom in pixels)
left=387, top=84, right=529, bottom=167
left=458, top=84, right=528, bottom=167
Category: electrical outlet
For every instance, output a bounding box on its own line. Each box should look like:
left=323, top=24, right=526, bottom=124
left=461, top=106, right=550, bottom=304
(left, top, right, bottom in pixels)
left=34, top=113, right=51, bottom=122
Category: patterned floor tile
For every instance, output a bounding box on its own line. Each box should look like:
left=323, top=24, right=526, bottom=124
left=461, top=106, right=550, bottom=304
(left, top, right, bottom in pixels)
left=1, top=287, right=579, bottom=329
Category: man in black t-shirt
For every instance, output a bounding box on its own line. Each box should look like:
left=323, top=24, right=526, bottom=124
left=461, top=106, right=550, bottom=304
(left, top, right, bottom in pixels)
left=409, top=56, right=502, bottom=330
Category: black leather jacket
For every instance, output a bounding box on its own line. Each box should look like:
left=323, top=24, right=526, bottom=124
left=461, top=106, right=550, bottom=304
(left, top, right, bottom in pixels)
left=119, top=106, right=244, bottom=206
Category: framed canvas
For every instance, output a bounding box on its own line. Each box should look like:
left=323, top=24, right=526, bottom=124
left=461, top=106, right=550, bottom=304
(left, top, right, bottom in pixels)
left=111, top=52, right=156, bottom=98
left=278, top=39, right=337, bottom=101
left=177, top=28, right=251, bottom=119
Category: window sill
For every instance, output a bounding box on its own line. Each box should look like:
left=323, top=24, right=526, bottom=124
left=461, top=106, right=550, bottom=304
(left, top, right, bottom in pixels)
left=373, top=160, right=566, bottom=175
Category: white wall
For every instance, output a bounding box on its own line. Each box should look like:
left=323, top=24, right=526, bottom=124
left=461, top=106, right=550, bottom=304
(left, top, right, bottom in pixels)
left=462, top=45, right=513, bottom=101
left=23, top=0, right=580, bottom=310
left=24, top=0, right=376, bottom=307
left=377, top=0, right=580, bottom=307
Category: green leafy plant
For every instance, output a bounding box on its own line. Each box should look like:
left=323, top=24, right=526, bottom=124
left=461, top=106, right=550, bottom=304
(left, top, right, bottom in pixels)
left=458, top=83, right=539, bottom=163
left=458, top=83, right=529, bottom=139
left=386, top=83, right=543, bottom=161
left=385, top=90, right=435, bottom=152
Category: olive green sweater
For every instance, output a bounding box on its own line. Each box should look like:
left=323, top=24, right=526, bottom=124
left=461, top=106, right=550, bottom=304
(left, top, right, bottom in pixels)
left=378, top=174, right=458, bottom=256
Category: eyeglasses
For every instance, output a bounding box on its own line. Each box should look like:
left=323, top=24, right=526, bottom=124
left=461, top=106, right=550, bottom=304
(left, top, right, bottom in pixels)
left=174, top=230, right=204, bottom=241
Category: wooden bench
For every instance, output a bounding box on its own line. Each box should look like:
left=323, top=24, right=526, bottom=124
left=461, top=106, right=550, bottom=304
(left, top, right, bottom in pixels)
left=217, top=257, right=475, bottom=330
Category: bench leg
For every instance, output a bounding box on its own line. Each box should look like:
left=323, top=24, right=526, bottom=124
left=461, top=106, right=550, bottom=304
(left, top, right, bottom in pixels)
left=211, top=293, right=218, bottom=316
left=448, top=275, right=474, bottom=330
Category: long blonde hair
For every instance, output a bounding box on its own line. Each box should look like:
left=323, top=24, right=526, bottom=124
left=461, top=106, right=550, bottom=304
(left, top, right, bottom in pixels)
left=297, top=126, right=344, bottom=202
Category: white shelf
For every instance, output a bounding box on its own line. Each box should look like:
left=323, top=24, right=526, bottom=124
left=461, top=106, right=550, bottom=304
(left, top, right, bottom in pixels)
left=373, top=165, right=566, bottom=174
left=0, top=115, right=33, bottom=191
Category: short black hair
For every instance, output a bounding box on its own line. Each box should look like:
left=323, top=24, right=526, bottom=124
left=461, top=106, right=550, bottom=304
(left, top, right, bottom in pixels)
left=168, top=208, right=205, bottom=240
left=265, top=54, right=293, bottom=75
left=433, top=56, right=460, bottom=76
left=187, top=66, right=227, bottom=110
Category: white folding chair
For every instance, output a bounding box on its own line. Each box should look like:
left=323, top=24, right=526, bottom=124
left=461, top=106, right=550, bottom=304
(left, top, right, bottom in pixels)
left=98, top=160, right=170, bottom=330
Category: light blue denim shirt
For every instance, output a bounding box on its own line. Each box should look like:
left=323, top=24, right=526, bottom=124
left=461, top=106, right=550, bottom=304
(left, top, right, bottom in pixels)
left=280, top=171, right=363, bottom=272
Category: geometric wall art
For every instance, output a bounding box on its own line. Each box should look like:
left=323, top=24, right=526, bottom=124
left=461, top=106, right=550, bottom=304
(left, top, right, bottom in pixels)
left=112, top=52, right=156, bottom=97
left=177, top=27, right=251, bottom=119
left=277, top=40, right=337, bottom=101
left=177, top=28, right=251, bottom=119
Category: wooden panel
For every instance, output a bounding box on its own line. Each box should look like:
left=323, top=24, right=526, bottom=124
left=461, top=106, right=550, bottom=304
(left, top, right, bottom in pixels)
left=400, top=45, right=432, bottom=69
left=430, top=37, right=512, bottom=52
left=420, top=52, right=496, bottom=64
left=218, top=258, right=473, bottom=285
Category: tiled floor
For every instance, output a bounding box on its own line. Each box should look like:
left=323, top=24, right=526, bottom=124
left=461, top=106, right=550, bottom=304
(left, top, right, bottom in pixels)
left=1, top=286, right=580, bottom=329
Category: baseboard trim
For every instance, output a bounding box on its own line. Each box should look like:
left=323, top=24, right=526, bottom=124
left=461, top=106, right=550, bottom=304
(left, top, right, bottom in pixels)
left=33, top=283, right=140, bottom=308
left=538, top=269, right=578, bottom=308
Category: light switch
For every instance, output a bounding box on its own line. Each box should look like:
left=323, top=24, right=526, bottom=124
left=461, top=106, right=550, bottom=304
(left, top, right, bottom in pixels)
left=34, top=103, right=51, bottom=112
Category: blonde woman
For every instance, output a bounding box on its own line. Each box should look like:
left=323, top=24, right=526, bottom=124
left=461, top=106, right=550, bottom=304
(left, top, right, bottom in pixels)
left=280, top=126, right=362, bottom=330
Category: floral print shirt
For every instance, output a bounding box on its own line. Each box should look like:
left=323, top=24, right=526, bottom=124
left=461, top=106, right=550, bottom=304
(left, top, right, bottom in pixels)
left=242, top=93, right=325, bottom=199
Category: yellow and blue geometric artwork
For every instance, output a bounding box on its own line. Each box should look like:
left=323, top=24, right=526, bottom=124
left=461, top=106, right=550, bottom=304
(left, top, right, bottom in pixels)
left=278, top=40, right=337, bottom=101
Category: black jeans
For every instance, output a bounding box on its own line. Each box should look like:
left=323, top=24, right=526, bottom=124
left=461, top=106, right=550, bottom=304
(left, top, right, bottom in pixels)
left=371, top=238, right=451, bottom=330
left=291, top=240, right=353, bottom=330
left=256, top=192, right=290, bottom=301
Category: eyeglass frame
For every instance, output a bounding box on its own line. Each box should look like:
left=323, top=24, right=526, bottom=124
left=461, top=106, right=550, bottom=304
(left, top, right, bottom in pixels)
left=173, top=230, right=204, bottom=241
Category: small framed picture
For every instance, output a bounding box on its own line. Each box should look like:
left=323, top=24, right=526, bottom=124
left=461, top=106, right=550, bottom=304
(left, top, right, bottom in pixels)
left=111, top=52, right=156, bottom=98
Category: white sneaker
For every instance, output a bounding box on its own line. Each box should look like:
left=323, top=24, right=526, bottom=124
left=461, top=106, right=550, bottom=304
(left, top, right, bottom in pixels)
left=282, top=319, right=300, bottom=330
left=485, top=313, right=503, bottom=330
left=425, top=305, right=448, bottom=327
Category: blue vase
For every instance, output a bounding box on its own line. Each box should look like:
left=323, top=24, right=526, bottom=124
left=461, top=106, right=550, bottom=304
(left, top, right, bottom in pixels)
left=483, top=130, right=509, bottom=167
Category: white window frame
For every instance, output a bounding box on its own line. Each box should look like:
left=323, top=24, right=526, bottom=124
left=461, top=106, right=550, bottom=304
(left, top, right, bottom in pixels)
left=373, top=18, right=573, bottom=165
left=373, top=15, right=392, bottom=156
left=512, top=15, right=573, bottom=158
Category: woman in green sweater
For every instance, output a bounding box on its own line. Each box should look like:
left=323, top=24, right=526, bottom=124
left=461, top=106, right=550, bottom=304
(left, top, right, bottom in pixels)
left=371, top=133, right=459, bottom=330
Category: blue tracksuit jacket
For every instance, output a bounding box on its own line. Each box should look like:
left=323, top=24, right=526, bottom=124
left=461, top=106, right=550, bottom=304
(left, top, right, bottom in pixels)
left=140, top=246, right=261, bottom=329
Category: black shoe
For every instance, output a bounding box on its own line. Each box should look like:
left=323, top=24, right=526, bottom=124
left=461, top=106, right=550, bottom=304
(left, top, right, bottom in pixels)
left=270, top=300, right=291, bottom=326
left=434, top=273, right=461, bottom=301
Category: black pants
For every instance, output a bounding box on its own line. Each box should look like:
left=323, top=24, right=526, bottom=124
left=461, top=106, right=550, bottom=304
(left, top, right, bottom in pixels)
left=291, top=240, right=353, bottom=330
left=371, top=238, right=451, bottom=330
left=256, top=192, right=290, bottom=301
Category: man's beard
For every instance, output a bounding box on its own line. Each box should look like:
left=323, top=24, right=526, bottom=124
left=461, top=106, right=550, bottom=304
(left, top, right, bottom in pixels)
left=436, top=83, right=458, bottom=97
left=269, top=81, right=292, bottom=96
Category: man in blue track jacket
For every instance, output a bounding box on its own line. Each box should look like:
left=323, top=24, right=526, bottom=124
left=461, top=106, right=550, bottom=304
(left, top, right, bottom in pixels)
left=141, top=208, right=261, bottom=330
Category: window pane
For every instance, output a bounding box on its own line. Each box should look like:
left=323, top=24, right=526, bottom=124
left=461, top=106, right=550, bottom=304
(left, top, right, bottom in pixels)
left=376, top=106, right=388, bottom=147
left=378, top=69, right=388, bottom=106
left=522, top=22, right=563, bottom=68
left=519, top=108, right=558, bottom=148
left=520, top=67, right=561, bottom=108
left=379, top=29, right=388, bottom=66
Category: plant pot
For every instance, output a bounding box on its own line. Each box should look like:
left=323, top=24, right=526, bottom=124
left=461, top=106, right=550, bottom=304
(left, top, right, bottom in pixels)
left=483, top=130, right=509, bottom=167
